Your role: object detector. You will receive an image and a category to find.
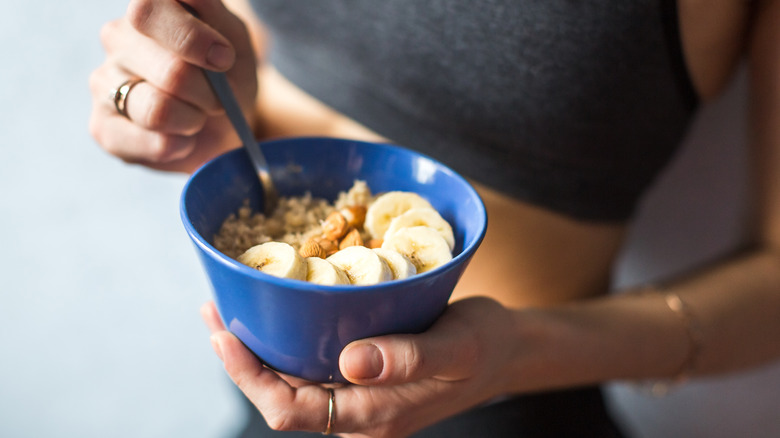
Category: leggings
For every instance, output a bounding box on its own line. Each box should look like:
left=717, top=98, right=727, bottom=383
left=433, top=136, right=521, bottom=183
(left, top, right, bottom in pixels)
left=236, top=385, right=627, bottom=438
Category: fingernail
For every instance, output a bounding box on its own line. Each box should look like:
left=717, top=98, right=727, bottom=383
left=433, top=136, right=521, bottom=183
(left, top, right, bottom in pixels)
left=206, top=43, right=234, bottom=70
left=343, top=344, right=383, bottom=380
left=210, top=334, right=224, bottom=362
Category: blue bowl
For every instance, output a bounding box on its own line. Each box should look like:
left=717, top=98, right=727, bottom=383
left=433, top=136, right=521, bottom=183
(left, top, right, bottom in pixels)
left=181, top=137, right=487, bottom=382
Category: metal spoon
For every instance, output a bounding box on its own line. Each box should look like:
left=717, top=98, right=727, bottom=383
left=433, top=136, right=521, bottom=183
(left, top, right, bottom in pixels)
left=183, top=3, right=277, bottom=214
left=202, top=69, right=278, bottom=215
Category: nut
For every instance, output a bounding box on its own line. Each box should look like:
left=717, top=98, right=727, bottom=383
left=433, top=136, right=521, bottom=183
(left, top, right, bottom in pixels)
left=322, top=211, right=349, bottom=241
left=313, top=237, right=339, bottom=256
left=366, top=238, right=383, bottom=249
left=299, top=239, right=326, bottom=259
left=339, top=228, right=364, bottom=250
left=339, top=205, right=367, bottom=229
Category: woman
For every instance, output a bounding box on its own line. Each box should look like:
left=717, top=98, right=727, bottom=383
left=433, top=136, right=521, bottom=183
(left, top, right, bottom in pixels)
left=89, top=0, right=780, bottom=436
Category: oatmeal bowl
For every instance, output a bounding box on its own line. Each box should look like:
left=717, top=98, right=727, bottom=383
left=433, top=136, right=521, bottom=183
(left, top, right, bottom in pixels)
left=180, top=137, right=487, bottom=382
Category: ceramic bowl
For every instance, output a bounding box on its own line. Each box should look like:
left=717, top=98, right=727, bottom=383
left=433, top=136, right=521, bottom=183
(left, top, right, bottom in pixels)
left=181, top=137, right=487, bottom=382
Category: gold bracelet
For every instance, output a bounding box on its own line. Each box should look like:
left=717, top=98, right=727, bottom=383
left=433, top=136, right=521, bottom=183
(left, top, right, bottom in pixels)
left=645, top=291, right=703, bottom=396
left=663, top=293, right=703, bottom=380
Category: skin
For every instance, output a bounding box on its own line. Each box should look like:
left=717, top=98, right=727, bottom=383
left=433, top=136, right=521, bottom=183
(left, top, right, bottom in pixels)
left=89, top=0, right=780, bottom=436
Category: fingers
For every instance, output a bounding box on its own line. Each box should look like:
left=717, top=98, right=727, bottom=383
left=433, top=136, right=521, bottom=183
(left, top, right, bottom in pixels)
left=95, top=67, right=207, bottom=136
left=100, top=17, right=221, bottom=113
left=210, top=331, right=336, bottom=433
left=125, top=0, right=235, bottom=71
left=89, top=105, right=196, bottom=164
left=90, top=1, right=257, bottom=171
left=200, top=301, right=225, bottom=333
left=340, top=331, right=480, bottom=385
left=88, top=59, right=237, bottom=168
left=339, top=300, right=505, bottom=385
left=206, top=318, right=460, bottom=436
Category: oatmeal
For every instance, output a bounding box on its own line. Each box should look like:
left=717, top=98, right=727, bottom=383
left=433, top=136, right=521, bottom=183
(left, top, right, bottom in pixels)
left=215, top=181, right=455, bottom=285
left=213, top=180, right=373, bottom=259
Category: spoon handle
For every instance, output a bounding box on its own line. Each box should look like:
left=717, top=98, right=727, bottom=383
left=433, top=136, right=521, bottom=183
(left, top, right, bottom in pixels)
left=203, top=70, right=259, bottom=160
left=181, top=2, right=277, bottom=213
left=204, top=69, right=278, bottom=214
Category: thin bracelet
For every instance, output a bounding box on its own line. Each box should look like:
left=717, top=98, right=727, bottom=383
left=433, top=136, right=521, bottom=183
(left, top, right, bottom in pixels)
left=663, top=293, right=703, bottom=380
left=645, top=290, right=703, bottom=396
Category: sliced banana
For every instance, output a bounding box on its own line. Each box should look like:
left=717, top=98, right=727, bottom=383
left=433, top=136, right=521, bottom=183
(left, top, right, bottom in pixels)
left=383, top=207, right=455, bottom=251
left=364, top=191, right=435, bottom=240
left=237, top=241, right=307, bottom=281
left=326, top=246, right=393, bottom=285
left=305, top=257, right=350, bottom=285
left=372, top=248, right=417, bottom=280
left=381, top=226, right=453, bottom=274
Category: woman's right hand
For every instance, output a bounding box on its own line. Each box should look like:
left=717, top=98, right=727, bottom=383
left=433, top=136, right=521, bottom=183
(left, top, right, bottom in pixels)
left=89, top=0, right=258, bottom=173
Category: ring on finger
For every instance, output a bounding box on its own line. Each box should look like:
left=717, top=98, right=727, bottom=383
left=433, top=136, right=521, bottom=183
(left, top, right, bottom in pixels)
left=110, top=77, right=145, bottom=120
left=323, top=388, right=335, bottom=435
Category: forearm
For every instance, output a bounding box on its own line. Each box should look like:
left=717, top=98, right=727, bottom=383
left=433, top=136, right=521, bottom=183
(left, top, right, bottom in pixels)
left=224, top=0, right=387, bottom=143
left=506, top=248, right=780, bottom=393
left=254, top=65, right=389, bottom=142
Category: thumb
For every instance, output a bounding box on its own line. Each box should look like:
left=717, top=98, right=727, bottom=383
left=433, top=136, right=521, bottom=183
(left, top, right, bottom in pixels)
left=339, top=323, right=481, bottom=385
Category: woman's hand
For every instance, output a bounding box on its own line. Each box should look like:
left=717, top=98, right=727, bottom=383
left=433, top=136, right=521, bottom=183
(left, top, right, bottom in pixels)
left=89, top=0, right=258, bottom=173
left=201, top=298, right=521, bottom=438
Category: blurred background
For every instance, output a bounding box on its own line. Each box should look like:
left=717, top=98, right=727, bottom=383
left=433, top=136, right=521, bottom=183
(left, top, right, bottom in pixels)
left=0, top=1, right=777, bottom=437
left=0, top=2, right=244, bottom=437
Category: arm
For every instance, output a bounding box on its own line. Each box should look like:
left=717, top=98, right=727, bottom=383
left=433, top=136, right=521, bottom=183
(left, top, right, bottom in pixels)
left=442, top=0, right=780, bottom=391
left=202, top=2, right=780, bottom=436
left=577, top=0, right=780, bottom=381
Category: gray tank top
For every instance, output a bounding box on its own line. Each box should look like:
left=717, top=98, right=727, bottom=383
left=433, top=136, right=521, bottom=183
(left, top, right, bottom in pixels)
left=250, top=0, right=698, bottom=221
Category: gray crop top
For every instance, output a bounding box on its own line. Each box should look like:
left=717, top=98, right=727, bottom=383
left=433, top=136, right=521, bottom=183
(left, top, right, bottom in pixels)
left=249, top=0, right=698, bottom=221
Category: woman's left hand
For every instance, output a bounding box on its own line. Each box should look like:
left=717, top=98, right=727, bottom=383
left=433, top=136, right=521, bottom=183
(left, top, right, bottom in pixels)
left=201, top=297, right=520, bottom=437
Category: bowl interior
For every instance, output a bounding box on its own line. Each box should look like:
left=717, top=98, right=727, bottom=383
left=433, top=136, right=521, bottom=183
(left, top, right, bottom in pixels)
left=183, top=137, right=487, bottom=271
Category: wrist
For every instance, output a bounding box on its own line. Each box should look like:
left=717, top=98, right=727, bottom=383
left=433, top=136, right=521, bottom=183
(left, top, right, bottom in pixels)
left=503, top=292, right=695, bottom=394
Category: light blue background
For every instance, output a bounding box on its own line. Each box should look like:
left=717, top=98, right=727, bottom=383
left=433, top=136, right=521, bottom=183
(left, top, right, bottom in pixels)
left=1, top=1, right=778, bottom=437
left=0, top=2, right=243, bottom=437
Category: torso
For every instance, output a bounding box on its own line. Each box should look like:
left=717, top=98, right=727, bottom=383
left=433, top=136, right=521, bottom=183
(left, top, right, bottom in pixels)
left=241, top=0, right=753, bottom=307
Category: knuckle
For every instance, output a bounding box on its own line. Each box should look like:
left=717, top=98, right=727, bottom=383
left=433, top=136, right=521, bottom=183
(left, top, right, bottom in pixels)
left=147, top=135, right=177, bottom=162
left=400, top=341, right=425, bottom=380
left=159, top=57, right=192, bottom=92
left=98, top=20, right=120, bottom=49
left=264, top=412, right=297, bottom=432
left=126, top=0, right=154, bottom=33
left=144, top=92, right=174, bottom=131
left=170, top=24, right=202, bottom=58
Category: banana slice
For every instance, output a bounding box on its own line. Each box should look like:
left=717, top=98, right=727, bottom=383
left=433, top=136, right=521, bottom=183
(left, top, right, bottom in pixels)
left=381, top=226, right=453, bottom=274
left=326, top=246, right=393, bottom=285
left=305, top=257, right=350, bottom=285
left=383, top=207, right=455, bottom=251
left=372, top=248, right=417, bottom=280
left=364, top=191, right=435, bottom=240
left=237, top=241, right=307, bottom=281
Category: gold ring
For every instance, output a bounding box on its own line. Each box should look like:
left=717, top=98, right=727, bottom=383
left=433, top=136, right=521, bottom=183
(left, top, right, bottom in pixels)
left=323, top=388, right=335, bottom=435
left=111, top=77, right=145, bottom=120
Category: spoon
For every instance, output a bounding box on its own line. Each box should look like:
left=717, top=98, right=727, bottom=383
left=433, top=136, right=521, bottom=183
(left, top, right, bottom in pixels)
left=202, top=68, right=278, bottom=215
left=183, top=3, right=278, bottom=214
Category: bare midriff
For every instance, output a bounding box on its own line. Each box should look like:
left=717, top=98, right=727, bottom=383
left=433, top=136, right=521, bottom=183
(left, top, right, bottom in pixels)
left=242, top=0, right=752, bottom=308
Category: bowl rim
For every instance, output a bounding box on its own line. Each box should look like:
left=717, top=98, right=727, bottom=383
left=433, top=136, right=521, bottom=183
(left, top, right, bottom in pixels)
left=180, top=137, right=488, bottom=294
